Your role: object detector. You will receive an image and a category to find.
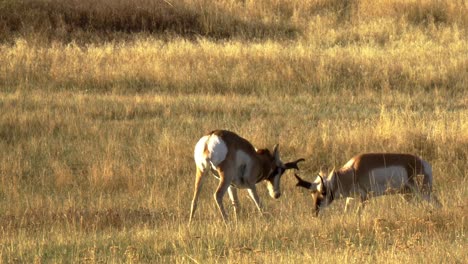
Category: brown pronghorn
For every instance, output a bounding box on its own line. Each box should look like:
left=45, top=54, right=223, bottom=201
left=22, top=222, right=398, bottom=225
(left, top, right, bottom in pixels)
left=189, top=130, right=304, bottom=224
left=294, top=153, right=441, bottom=215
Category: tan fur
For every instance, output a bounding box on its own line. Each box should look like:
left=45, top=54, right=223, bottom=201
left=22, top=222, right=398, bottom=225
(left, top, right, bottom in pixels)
left=296, top=153, right=440, bottom=215
left=330, top=153, right=431, bottom=200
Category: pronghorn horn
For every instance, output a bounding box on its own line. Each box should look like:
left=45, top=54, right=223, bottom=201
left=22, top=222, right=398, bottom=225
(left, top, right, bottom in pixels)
left=272, top=144, right=280, bottom=162
left=317, top=174, right=325, bottom=193
left=318, top=174, right=325, bottom=186
left=294, top=173, right=304, bottom=183
left=285, top=158, right=305, bottom=170
left=294, top=173, right=312, bottom=189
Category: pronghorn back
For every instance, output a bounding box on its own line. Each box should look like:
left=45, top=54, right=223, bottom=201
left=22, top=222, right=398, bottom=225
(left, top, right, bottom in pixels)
left=194, top=130, right=258, bottom=170
left=346, top=153, right=433, bottom=191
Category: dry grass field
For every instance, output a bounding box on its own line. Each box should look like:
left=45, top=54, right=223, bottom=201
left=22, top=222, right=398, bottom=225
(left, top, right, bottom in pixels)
left=0, top=0, right=467, bottom=263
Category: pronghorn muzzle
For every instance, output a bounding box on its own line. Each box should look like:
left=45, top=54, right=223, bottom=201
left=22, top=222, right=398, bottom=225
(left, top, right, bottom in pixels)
left=267, top=158, right=305, bottom=199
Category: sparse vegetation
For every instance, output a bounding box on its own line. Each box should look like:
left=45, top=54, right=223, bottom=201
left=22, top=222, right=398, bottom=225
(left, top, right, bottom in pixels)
left=0, top=0, right=467, bottom=263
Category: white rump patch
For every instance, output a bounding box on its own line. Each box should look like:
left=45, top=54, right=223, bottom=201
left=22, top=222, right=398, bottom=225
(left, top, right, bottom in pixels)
left=206, top=135, right=228, bottom=168
left=194, top=135, right=228, bottom=170
left=194, top=135, right=210, bottom=170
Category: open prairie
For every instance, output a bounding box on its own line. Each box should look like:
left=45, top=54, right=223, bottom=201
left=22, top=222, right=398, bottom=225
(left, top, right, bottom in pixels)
left=0, top=0, right=467, bottom=263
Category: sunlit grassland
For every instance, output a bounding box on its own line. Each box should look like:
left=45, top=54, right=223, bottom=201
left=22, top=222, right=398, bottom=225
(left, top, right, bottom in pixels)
left=2, top=34, right=467, bottom=95
left=0, top=90, right=466, bottom=263
left=0, top=0, right=467, bottom=262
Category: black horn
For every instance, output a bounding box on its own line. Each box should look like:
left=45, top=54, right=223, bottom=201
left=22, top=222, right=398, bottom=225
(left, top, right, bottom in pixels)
left=294, top=173, right=312, bottom=189
left=285, top=158, right=305, bottom=170
left=318, top=174, right=325, bottom=186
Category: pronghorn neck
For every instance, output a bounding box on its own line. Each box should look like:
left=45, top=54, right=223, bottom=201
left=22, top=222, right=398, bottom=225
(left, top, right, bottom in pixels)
left=257, top=166, right=282, bottom=183
left=256, top=171, right=269, bottom=183
left=254, top=148, right=276, bottom=183
left=328, top=168, right=354, bottom=199
left=324, top=172, right=337, bottom=203
left=326, top=181, right=335, bottom=203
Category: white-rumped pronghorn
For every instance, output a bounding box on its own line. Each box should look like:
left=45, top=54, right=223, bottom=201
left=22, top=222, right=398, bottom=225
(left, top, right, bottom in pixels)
left=189, top=130, right=304, bottom=224
left=294, top=153, right=441, bottom=215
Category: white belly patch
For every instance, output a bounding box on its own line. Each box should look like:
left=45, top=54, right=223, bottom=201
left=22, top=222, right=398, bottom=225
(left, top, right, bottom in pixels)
left=369, top=166, right=408, bottom=193
left=206, top=135, right=228, bottom=167
left=230, top=150, right=252, bottom=187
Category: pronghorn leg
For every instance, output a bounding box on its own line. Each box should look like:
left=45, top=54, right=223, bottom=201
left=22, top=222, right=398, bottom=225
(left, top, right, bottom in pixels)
left=403, top=178, right=422, bottom=203
left=344, top=197, right=355, bottom=213
left=214, top=175, right=231, bottom=224
left=421, top=181, right=442, bottom=207
left=420, top=181, right=432, bottom=202
left=430, top=195, right=443, bottom=208
left=420, top=161, right=442, bottom=207
left=189, top=167, right=206, bottom=225
left=247, top=187, right=263, bottom=214
left=227, top=186, right=240, bottom=221
left=357, top=192, right=368, bottom=215
left=402, top=193, right=414, bottom=203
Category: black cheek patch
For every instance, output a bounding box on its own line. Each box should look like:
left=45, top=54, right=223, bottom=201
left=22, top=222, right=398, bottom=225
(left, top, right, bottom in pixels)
left=268, top=167, right=283, bottom=180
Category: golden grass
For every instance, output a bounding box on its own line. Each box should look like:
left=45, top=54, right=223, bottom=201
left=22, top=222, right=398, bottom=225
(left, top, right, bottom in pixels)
left=2, top=35, right=467, bottom=94
left=0, top=90, right=466, bottom=262
left=0, top=0, right=467, bottom=262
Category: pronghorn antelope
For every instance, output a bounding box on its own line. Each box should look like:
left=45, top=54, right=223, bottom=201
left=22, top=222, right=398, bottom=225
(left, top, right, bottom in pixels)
left=294, top=153, right=441, bottom=215
left=189, top=130, right=304, bottom=224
